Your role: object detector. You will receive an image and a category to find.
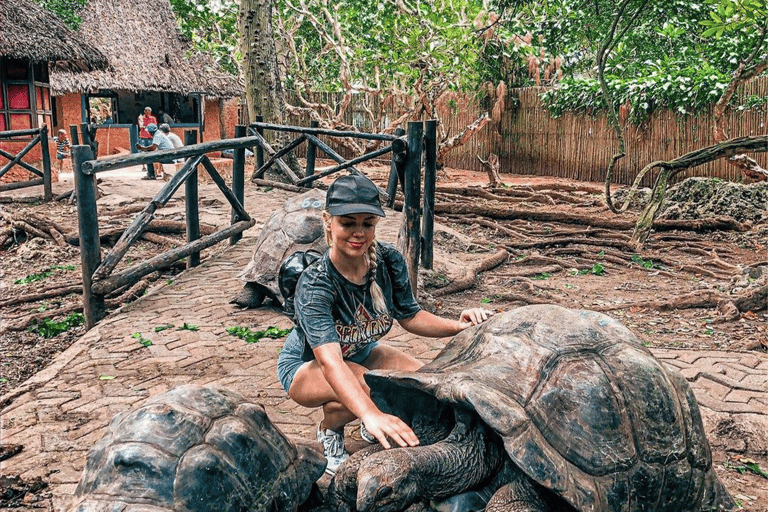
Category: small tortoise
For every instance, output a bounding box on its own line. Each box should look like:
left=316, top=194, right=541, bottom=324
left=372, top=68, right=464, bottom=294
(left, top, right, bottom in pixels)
left=69, top=384, right=326, bottom=512
left=329, top=304, right=734, bottom=512
left=233, top=189, right=327, bottom=309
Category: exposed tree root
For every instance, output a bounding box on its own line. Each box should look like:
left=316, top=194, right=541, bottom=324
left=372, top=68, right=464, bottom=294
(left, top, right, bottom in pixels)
left=595, top=285, right=767, bottom=315
left=431, top=249, right=509, bottom=297
left=0, top=283, right=83, bottom=309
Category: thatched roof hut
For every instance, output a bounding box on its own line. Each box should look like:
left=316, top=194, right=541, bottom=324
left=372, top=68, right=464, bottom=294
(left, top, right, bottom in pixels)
left=0, top=0, right=107, bottom=70
left=49, top=0, right=242, bottom=98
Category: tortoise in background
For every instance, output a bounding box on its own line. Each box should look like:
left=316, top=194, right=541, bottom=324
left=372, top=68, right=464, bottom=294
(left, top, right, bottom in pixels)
left=69, top=384, right=326, bottom=512
left=329, top=304, right=734, bottom=512
left=232, top=189, right=327, bottom=309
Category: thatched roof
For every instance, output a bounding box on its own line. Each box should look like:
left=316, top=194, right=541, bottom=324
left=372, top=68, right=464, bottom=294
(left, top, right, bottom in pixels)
left=49, top=0, right=242, bottom=98
left=0, top=0, right=107, bottom=70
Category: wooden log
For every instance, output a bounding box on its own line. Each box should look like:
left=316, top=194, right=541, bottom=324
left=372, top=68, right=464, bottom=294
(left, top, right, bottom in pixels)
left=185, top=130, right=201, bottom=268
left=0, top=134, right=42, bottom=178
left=386, top=127, right=406, bottom=208
left=249, top=121, right=398, bottom=141
left=92, top=219, right=256, bottom=295
left=199, top=157, right=250, bottom=222
left=422, top=120, right=437, bottom=269
left=252, top=178, right=312, bottom=193
left=252, top=134, right=306, bottom=179
left=0, top=148, right=43, bottom=177
left=0, top=179, right=44, bottom=192
left=399, top=121, right=423, bottom=297
left=73, top=145, right=104, bottom=329
left=82, top=135, right=265, bottom=175
left=0, top=127, right=42, bottom=138
left=248, top=131, right=300, bottom=183
left=231, top=125, right=247, bottom=245
left=305, top=120, right=320, bottom=182
left=0, top=283, right=82, bottom=308
left=295, top=141, right=393, bottom=186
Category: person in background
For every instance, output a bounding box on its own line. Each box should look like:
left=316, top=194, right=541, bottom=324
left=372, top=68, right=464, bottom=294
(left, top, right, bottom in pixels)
left=160, top=123, right=184, bottom=167
left=158, top=109, right=174, bottom=124
left=160, top=123, right=183, bottom=149
left=137, top=107, right=158, bottom=179
left=87, top=117, right=99, bottom=158
left=276, top=174, right=495, bottom=476
left=136, top=124, right=175, bottom=180
left=52, top=129, right=70, bottom=173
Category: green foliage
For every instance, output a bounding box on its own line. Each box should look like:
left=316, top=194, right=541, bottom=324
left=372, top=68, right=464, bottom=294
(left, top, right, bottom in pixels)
left=38, top=0, right=88, bottom=30
left=501, top=0, right=767, bottom=121
left=631, top=254, right=665, bottom=270
left=724, top=458, right=768, bottom=479
left=168, top=0, right=241, bottom=74
left=29, top=312, right=84, bottom=338
left=131, top=332, right=152, bottom=347
left=180, top=323, right=199, bottom=331
left=580, top=263, right=605, bottom=275
left=14, top=265, right=76, bottom=285
left=227, top=325, right=293, bottom=344
left=154, top=324, right=175, bottom=332
left=532, top=272, right=551, bottom=280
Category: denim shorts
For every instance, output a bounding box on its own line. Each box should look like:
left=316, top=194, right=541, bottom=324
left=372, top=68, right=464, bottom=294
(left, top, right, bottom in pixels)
left=276, top=330, right=378, bottom=393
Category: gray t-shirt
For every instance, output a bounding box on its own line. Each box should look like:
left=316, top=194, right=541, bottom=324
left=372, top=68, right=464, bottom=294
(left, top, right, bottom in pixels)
left=290, top=241, right=420, bottom=361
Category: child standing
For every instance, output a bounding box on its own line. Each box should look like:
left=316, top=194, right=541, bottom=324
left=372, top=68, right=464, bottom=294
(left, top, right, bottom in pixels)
left=53, top=129, right=71, bottom=172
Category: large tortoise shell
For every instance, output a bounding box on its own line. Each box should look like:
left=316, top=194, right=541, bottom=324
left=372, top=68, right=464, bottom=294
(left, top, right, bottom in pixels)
left=367, top=304, right=734, bottom=512
left=69, top=385, right=325, bottom=512
left=238, top=189, right=328, bottom=301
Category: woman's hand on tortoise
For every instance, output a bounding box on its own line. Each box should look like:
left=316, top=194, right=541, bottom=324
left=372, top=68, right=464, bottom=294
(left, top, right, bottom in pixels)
left=361, top=412, right=419, bottom=450
left=459, top=308, right=495, bottom=328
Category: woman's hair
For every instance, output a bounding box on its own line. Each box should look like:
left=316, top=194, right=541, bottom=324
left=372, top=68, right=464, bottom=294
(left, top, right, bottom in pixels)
left=323, top=212, right=388, bottom=315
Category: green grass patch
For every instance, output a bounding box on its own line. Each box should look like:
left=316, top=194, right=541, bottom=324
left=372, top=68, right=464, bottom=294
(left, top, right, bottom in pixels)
left=227, top=325, right=293, bottom=344
left=14, top=265, right=76, bottom=285
left=28, top=312, right=84, bottom=338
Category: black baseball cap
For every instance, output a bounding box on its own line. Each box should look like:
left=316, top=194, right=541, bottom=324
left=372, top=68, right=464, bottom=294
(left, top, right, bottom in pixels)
left=326, top=174, right=385, bottom=217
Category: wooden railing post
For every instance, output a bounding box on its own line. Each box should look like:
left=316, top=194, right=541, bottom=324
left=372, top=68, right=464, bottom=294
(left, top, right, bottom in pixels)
left=386, top=127, right=406, bottom=208
left=255, top=115, right=264, bottom=170
left=231, top=125, right=246, bottom=245
left=305, top=120, right=319, bottom=184
left=399, top=121, right=423, bottom=297
left=129, top=124, right=139, bottom=153
left=184, top=130, right=200, bottom=268
left=40, top=125, right=52, bottom=201
left=74, top=145, right=104, bottom=328
left=69, top=125, right=80, bottom=145
left=421, top=120, right=437, bottom=269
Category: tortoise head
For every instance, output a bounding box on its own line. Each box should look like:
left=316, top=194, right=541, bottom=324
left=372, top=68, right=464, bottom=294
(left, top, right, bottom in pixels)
left=356, top=449, right=420, bottom=512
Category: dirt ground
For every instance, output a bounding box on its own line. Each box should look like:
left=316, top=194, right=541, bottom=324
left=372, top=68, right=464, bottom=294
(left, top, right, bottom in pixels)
left=1, top=160, right=767, bottom=510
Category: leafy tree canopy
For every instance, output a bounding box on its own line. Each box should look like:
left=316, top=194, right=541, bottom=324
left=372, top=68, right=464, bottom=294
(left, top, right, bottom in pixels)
left=37, top=0, right=88, bottom=30
left=493, top=0, right=768, bottom=123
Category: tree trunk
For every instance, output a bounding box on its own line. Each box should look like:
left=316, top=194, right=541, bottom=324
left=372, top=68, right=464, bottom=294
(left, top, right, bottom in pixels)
left=238, top=0, right=300, bottom=178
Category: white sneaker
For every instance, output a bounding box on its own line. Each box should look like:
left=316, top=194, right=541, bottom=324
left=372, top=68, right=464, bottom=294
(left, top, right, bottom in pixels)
left=317, top=424, right=349, bottom=476
left=359, top=422, right=377, bottom=444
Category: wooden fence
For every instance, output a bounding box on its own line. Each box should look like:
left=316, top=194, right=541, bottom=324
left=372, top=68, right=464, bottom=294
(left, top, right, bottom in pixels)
left=288, top=76, right=768, bottom=186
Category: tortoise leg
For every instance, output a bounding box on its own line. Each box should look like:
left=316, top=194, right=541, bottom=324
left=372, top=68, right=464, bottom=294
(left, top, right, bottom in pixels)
left=355, top=409, right=505, bottom=512
left=230, top=283, right=266, bottom=308
left=485, top=471, right=549, bottom=512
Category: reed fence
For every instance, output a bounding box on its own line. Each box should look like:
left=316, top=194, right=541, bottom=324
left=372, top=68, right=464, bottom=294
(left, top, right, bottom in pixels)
left=288, top=76, right=768, bottom=186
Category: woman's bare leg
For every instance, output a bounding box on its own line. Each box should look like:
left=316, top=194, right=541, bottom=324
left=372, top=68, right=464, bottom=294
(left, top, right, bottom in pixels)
left=289, top=345, right=423, bottom=432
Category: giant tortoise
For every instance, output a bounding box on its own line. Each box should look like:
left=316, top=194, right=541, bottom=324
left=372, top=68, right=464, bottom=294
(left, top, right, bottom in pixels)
left=69, top=384, right=326, bottom=512
left=232, top=188, right=327, bottom=309
left=329, top=304, right=734, bottom=512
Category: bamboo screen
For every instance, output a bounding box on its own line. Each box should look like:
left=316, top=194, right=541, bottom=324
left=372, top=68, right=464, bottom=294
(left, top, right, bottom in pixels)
left=286, top=77, right=768, bottom=186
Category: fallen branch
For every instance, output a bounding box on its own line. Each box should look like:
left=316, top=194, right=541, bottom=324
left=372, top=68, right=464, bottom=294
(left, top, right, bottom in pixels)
left=0, top=283, right=82, bottom=308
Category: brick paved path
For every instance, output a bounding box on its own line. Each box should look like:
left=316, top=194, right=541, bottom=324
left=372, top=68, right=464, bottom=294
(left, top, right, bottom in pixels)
left=1, top=222, right=767, bottom=511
